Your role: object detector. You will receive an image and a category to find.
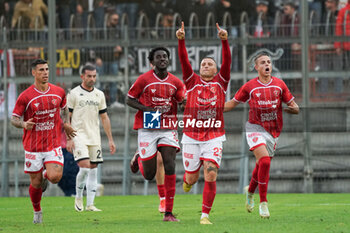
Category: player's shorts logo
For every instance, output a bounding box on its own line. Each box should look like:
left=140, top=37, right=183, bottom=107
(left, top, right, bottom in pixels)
left=143, top=111, right=161, bottom=129
left=26, top=161, right=31, bottom=168
left=253, top=137, right=258, bottom=143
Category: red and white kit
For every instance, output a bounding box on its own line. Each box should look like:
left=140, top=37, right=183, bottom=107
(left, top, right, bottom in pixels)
left=12, top=84, right=66, bottom=172
left=128, top=70, right=186, bottom=160
left=178, top=39, right=231, bottom=170
left=233, top=77, right=294, bottom=154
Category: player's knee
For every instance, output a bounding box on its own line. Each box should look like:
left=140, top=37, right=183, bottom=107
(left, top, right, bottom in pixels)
left=48, top=173, right=63, bottom=184
left=258, top=156, right=271, bottom=168
left=186, top=175, right=198, bottom=185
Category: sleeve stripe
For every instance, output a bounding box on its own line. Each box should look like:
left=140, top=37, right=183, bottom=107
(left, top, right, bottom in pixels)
left=99, top=108, right=107, bottom=114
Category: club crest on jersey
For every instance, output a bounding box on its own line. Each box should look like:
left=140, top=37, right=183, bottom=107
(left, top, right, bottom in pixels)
left=52, top=99, right=57, bottom=105
left=274, top=90, right=279, bottom=97
left=169, top=88, right=175, bottom=95
left=198, top=90, right=202, bottom=95
left=210, top=86, right=216, bottom=93
left=256, top=93, right=261, bottom=98
left=34, top=103, right=40, bottom=108
left=151, top=89, right=156, bottom=93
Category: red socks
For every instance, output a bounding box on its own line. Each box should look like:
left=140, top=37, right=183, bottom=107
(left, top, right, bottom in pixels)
left=248, top=163, right=259, bottom=193
left=157, top=184, right=165, bottom=199
left=202, top=181, right=216, bottom=214
left=164, top=174, right=176, bottom=213
left=29, top=184, right=42, bottom=212
left=258, top=156, right=271, bottom=202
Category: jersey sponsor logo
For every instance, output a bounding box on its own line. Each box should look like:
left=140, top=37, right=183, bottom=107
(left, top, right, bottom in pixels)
left=25, top=153, right=36, bottom=160
left=35, top=121, right=55, bottom=131
left=139, top=142, right=150, bottom=147
left=79, top=100, right=99, bottom=107
left=25, top=161, right=31, bottom=168
left=184, top=152, right=193, bottom=159
left=152, top=97, right=171, bottom=102
left=36, top=108, right=57, bottom=115
left=260, top=111, right=277, bottom=122
left=197, top=95, right=217, bottom=105
left=197, top=109, right=216, bottom=120
left=143, top=111, right=161, bottom=129
left=257, top=99, right=279, bottom=106
left=248, top=132, right=262, bottom=138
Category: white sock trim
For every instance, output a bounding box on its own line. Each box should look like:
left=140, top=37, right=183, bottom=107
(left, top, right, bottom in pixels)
left=201, top=213, right=209, bottom=219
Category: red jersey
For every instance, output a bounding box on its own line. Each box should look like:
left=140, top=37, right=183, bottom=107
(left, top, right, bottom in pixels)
left=178, top=39, right=231, bottom=141
left=234, top=77, right=294, bottom=138
left=12, top=84, right=67, bottom=152
left=128, top=70, right=186, bottom=130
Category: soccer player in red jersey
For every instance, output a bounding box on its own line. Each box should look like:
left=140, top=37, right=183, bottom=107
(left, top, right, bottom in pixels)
left=11, top=59, right=76, bottom=224
left=176, top=22, right=231, bottom=224
left=224, top=53, right=299, bottom=218
left=127, top=47, right=186, bottom=222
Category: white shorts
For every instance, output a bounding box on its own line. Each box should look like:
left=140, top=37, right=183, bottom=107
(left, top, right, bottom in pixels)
left=182, top=141, right=223, bottom=173
left=138, top=129, right=180, bottom=161
left=24, top=147, right=64, bottom=173
left=73, top=144, right=103, bottom=163
left=245, top=122, right=278, bottom=157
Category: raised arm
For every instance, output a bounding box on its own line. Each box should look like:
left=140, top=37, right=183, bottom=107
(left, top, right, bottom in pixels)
left=217, top=23, right=231, bottom=81
left=176, top=21, right=194, bottom=81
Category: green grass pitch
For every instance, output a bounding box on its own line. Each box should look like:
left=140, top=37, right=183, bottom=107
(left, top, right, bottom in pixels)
left=0, top=193, right=349, bottom=233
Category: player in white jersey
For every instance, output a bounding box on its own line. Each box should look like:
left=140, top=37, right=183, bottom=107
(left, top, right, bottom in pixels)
left=66, top=65, right=116, bottom=212
left=225, top=53, right=299, bottom=218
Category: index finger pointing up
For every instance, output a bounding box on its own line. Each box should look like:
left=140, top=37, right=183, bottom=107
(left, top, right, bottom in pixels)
left=181, top=21, right=184, bottom=30
left=216, top=23, right=221, bottom=31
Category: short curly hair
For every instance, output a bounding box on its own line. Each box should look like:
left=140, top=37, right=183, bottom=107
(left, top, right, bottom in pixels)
left=148, top=47, right=170, bottom=63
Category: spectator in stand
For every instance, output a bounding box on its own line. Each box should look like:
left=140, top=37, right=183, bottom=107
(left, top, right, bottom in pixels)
left=213, top=0, right=235, bottom=25
left=140, top=0, right=174, bottom=28
left=112, top=0, right=140, bottom=30
left=335, top=0, right=350, bottom=71
left=318, top=0, right=343, bottom=96
left=249, top=0, right=274, bottom=39
left=76, top=0, right=105, bottom=29
left=57, top=0, right=76, bottom=40
left=95, top=12, right=123, bottom=107
left=11, top=0, right=48, bottom=29
left=277, top=1, right=300, bottom=72
left=308, top=0, right=323, bottom=25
